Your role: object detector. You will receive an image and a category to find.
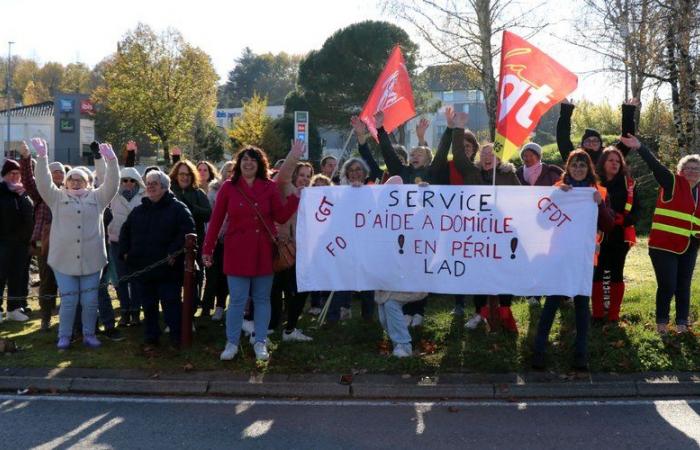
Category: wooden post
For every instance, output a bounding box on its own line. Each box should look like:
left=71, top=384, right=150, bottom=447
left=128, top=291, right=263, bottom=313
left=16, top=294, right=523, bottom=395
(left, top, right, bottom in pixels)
left=181, top=233, right=197, bottom=347
left=488, top=295, right=501, bottom=333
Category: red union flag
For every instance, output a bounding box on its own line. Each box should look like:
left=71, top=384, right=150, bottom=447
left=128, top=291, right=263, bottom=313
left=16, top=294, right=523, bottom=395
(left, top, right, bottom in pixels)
left=360, top=46, right=415, bottom=140
left=494, top=31, right=578, bottom=161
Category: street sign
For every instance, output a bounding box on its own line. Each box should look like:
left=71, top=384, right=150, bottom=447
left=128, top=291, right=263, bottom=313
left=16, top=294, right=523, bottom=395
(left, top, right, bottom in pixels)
left=294, top=110, right=309, bottom=159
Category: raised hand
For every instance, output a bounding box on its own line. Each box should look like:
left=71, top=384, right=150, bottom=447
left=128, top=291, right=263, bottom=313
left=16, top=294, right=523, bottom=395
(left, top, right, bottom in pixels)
left=373, top=111, right=385, bottom=130
left=416, top=118, right=429, bottom=143
left=19, top=141, right=30, bottom=159
left=289, top=139, right=306, bottom=159
left=444, top=106, right=455, bottom=128
left=350, top=115, right=369, bottom=144
left=98, top=143, right=117, bottom=160
left=618, top=133, right=641, bottom=150
left=30, top=137, right=48, bottom=158
left=126, top=140, right=138, bottom=152
left=171, top=146, right=182, bottom=156
left=624, top=98, right=640, bottom=107
left=453, top=111, right=469, bottom=129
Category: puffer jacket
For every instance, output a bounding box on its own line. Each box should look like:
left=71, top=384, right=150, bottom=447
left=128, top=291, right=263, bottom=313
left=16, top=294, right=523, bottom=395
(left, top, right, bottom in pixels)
left=0, top=181, right=34, bottom=244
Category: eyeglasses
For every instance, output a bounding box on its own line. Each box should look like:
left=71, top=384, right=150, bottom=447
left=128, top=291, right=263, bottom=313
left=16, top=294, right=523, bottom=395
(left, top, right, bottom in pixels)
left=121, top=178, right=137, bottom=183
left=146, top=181, right=161, bottom=187
left=682, top=166, right=700, bottom=173
left=177, top=172, right=192, bottom=177
left=347, top=167, right=364, bottom=174
left=583, top=137, right=601, bottom=145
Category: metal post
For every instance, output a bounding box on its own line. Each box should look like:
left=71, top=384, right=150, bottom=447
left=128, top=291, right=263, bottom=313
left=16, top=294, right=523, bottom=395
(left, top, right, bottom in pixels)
left=5, top=41, right=14, bottom=162
left=181, top=233, right=197, bottom=347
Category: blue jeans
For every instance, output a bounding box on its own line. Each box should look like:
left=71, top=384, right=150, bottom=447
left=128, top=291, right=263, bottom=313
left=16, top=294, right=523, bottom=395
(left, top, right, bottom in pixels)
left=534, top=295, right=590, bottom=357
left=131, top=279, right=182, bottom=344
left=110, top=241, right=139, bottom=313
left=75, top=267, right=116, bottom=332
left=226, top=275, right=273, bottom=345
left=327, top=291, right=374, bottom=322
left=377, top=300, right=411, bottom=345
left=54, top=271, right=101, bottom=338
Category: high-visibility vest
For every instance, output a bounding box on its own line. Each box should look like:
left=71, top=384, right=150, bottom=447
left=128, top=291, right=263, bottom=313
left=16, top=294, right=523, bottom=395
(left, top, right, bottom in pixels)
left=648, top=174, right=700, bottom=254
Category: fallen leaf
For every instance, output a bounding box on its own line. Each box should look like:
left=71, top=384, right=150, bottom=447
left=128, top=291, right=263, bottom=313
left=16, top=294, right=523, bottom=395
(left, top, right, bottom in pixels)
left=339, top=374, right=353, bottom=385
left=612, top=340, right=625, bottom=349
left=183, top=362, right=194, bottom=372
left=447, top=406, right=460, bottom=413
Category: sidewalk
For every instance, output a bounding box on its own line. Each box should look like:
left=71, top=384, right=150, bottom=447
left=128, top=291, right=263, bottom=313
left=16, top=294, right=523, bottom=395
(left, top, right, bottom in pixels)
left=1, top=367, right=698, bottom=400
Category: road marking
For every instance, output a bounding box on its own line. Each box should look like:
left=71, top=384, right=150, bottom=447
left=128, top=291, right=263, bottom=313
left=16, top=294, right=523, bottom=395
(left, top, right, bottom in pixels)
left=0, top=394, right=698, bottom=408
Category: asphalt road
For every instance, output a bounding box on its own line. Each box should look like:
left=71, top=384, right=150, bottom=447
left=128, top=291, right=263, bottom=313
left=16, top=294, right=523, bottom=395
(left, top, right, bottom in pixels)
left=0, top=395, right=699, bottom=449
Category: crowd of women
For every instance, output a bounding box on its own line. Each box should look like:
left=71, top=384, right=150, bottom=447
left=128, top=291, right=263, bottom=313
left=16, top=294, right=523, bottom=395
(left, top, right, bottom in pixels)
left=0, top=99, right=697, bottom=371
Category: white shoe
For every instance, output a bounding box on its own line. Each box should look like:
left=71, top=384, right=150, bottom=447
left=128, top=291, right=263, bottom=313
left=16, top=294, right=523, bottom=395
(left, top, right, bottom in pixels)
left=392, top=343, right=411, bottom=358
left=308, top=307, right=322, bottom=316
left=253, top=342, right=269, bottom=361
left=282, top=328, right=313, bottom=342
left=220, top=342, right=238, bottom=360
left=526, top=296, right=541, bottom=306
left=164, top=326, right=169, bottom=333
left=212, top=307, right=224, bottom=321
left=6, top=308, right=28, bottom=322
left=465, top=313, right=483, bottom=330
left=241, top=320, right=255, bottom=336
left=340, top=307, right=352, bottom=321
left=411, top=314, right=424, bottom=327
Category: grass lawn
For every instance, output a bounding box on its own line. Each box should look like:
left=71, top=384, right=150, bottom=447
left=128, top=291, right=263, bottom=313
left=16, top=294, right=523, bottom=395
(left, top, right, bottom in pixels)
left=1, top=238, right=698, bottom=375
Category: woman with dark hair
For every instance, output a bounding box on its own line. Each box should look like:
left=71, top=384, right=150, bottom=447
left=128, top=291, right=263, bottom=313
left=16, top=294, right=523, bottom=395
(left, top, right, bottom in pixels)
left=533, top=149, right=615, bottom=370
left=592, top=146, right=639, bottom=324
left=203, top=143, right=303, bottom=361
left=196, top=161, right=219, bottom=194
left=621, top=134, right=699, bottom=334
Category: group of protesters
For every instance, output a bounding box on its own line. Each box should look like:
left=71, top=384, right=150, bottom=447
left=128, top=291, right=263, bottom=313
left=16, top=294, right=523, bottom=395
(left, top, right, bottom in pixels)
left=0, top=98, right=697, bottom=371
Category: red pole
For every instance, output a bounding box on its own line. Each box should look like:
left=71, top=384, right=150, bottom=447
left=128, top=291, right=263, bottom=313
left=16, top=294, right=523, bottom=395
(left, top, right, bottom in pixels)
left=181, top=233, right=197, bottom=347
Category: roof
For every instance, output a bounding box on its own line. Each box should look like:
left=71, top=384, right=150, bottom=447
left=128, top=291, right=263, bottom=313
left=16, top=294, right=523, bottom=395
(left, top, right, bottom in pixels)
left=0, top=101, right=54, bottom=117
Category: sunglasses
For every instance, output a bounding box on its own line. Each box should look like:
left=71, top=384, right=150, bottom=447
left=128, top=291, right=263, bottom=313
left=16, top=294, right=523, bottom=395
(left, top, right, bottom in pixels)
left=121, top=178, right=137, bottom=183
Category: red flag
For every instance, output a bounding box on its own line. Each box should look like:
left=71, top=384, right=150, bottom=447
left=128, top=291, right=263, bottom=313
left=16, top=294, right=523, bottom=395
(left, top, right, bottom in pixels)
left=360, top=46, right=415, bottom=140
left=494, top=31, right=578, bottom=160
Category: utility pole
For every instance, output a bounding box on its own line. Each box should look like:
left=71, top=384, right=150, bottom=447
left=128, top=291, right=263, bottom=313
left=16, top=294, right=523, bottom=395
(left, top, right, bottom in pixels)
left=5, top=41, right=14, bottom=162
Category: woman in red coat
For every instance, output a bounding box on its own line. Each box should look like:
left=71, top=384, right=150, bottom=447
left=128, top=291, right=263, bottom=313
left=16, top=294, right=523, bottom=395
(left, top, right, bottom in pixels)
left=203, top=143, right=302, bottom=362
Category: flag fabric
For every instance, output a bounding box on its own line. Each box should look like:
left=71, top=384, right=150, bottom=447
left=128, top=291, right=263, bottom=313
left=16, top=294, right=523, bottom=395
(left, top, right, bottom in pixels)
left=494, top=31, right=578, bottom=161
left=359, top=45, right=416, bottom=140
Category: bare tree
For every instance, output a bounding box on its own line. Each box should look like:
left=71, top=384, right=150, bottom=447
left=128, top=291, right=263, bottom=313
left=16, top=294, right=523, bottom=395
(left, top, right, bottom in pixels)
left=383, top=0, right=546, bottom=140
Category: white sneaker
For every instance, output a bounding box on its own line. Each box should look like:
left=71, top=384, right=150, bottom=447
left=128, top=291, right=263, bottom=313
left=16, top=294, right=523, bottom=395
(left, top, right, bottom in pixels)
left=526, top=296, right=541, bottom=306
left=308, top=307, right=322, bottom=316
left=220, top=342, right=238, bottom=360
left=282, top=328, right=313, bottom=342
left=212, top=307, right=224, bottom=321
left=164, top=326, right=169, bottom=333
left=253, top=342, right=269, bottom=361
left=340, top=307, right=352, bottom=321
left=392, top=343, right=411, bottom=358
left=411, top=314, right=424, bottom=327
left=465, top=313, right=483, bottom=330
left=6, top=308, right=29, bottom=322
left=241, top=320, right=255, bottom=336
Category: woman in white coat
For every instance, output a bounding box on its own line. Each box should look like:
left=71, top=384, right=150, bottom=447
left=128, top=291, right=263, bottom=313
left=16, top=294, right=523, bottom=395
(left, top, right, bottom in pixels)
left=32, top=138, right=119, bottom=350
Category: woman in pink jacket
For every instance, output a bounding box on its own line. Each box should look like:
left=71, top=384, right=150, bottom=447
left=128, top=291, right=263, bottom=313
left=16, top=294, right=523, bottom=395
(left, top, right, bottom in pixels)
left=203, top=142, right=303, bottom=362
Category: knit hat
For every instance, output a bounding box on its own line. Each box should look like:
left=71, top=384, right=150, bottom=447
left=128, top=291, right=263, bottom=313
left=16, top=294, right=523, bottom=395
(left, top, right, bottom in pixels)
left=1, top=159, right=20, bottom=177
left=48, top=161, right=65, bottom=173
left=580, top=128, right=603, bottom=146
left=65, top=168, right=89, bottom=183
left=519, top=142, right=542, bottom=161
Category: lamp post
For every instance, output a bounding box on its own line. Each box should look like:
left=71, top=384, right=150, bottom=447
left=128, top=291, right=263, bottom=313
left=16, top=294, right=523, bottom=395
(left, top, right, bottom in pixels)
left=619, top=2, right=630, bottom=101
left=5, top=41, right=14, bottom=161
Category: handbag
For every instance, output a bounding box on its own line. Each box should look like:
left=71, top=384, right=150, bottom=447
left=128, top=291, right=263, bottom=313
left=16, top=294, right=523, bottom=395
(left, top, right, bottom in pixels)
left=235, top=186, right=296, bottom=272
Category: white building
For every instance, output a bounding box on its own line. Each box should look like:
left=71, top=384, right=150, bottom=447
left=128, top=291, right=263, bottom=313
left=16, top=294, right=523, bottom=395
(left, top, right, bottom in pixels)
left=214, top=105, right=285, bottom=129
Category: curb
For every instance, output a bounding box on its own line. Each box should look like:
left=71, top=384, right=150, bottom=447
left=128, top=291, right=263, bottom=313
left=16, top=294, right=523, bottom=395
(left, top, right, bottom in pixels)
left=0, top=370, right=698, bottom=400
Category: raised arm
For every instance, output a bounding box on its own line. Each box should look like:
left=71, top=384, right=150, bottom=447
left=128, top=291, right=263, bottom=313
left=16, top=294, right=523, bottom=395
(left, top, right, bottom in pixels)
left=125, top=140, right=137, bottom=167
left=19, top=142, right=42, bottom=205
left=374, top=111, right=405, bottom=177
left=619, top=134, right=674, bottom=200
left=275, top=140, right=305, bottom=187
left=557, top=100, right=575, bottom=163
left=451, top=112, right=481, bottom=185
left=617, top=99, right=639, bottom=157
left=351, top=116, right=383, bottom=182
left=30, top=138, right=61, bottom=207
left=428, top=107, right=455, bottom=185
left=94, top=144, right=120, bottom=208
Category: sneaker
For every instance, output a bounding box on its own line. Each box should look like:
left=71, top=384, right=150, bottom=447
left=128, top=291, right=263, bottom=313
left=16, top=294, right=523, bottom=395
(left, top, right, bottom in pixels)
left=657, top=323, right=669, bottom=335
left=253, top=342, right=269, bottom=361
left=6, top=308, right=29, bottom=322
left=451, top=305, right=465, bottom=316
left=308, top=307, right=322, bottom=316
left=411, top=314, right=424, bottom=328
left=340, top=307, right=352, bottom=321
left=57, top=336, right=70, bottom=350
left=392, top=344, right=411, bottom=358
left=532, top=351, right=546, bottom=370
left=101, top=327, right=125, bottom=342
left=83, top=334, right=102, bottom=348
left=403, top=314, right=413, bottom=327
left=212, top=307, right=225, bottom=321
left=676, top=324, right=689, bottom=333
left=220, top=342, right=238, bottom=360
left=282, top=328, right=313, bottom=342
left=241, top=320, right=255, bottom=336
left=526, top=296, right=541, bottom=306
left=465, top=313, right=483, bottom=330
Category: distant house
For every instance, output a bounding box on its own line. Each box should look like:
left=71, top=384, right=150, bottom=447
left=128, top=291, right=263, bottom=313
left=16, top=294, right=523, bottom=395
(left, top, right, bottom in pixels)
left=214, top=106, right=285, bottom=129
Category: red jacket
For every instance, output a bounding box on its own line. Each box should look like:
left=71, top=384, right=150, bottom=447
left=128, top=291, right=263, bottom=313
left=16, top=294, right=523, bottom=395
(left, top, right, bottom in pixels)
left=203, top=177, right=299, bottom=277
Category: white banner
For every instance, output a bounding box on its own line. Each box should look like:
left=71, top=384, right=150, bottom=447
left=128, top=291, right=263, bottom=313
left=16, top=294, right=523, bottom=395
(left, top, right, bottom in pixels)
left=296, top=185, right=599, bottom=297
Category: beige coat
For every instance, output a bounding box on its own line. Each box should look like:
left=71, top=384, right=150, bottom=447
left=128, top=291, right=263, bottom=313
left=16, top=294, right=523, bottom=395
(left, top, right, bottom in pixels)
left=35, top=155, right=119, bottom=276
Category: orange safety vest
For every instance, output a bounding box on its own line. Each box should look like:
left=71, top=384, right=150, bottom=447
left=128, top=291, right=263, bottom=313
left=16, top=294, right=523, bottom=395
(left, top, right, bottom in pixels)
left=648, top=174, right=700, bottom=254
left=555, top=181, right=607, bottom=266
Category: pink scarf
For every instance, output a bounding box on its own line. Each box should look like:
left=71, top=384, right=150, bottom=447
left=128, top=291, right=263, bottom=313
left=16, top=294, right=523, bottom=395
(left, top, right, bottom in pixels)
left=66, top=188, right=89, bottom=198
left=523, top=162, right=543, bottom=186
left=5, top=181, right=25, bottom=196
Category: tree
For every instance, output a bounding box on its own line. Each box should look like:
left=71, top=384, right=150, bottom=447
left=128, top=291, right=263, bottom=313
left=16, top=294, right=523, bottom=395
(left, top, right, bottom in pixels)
left=384, top=0, right=547, bottom=140
left=12, top=59, right=40, bottom=101
left=228, top=93, right=270, bottom=149
left=191, top=113, right=229, bottom=162
left=61, top=62, right=91, bottom=93
left=94, top=23, right=218, bottom=162
left=22, top=80, right=50, bottom=105
left=38, top=62, right=65, bottom=98
left=219, top=48, right=301, bottom=107
left=294, top=20, right=419, bottom=130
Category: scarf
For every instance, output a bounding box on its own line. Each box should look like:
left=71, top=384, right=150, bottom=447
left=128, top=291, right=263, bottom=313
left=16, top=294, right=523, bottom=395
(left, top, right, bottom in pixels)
left=120, top=185, right=139, bottom=202
left=523, top=162, right=543, bottom=186
left=564, top=175, right=591, bottom=188
left=5, top=181, right=25, bottom=196
left=66, top=188, right=89, bottom=198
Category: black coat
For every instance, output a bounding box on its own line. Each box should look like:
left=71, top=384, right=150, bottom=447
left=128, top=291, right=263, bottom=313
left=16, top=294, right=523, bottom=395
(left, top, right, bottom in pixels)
left=0, top=181, right=34, bottom=244
left=119, top=191, right=195, bottom=282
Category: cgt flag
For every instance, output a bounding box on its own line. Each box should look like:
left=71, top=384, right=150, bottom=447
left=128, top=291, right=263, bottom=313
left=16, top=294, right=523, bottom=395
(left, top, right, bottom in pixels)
left=360, top=45, right=416, bottom=140
left=494, top=31, right=578, bottom=161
